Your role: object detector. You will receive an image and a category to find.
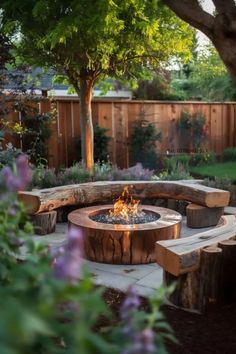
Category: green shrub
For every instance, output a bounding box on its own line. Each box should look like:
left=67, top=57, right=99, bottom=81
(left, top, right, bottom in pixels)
left=129, top=119, right=161, bottom=170
left=93, top=161, right=113, bottom=181
left=157, top=163, right=191, bottom=181
left=158, top=154, right=191, bottom=180
left=57, top=162, right=91, bottom=185
left=93, top=125, right=111, bottom=162
left=202, top=176, right=232, bottom=191
left=22, top=112, right=53, bottom=164
left=30, top=163, right=58, bottom=189
left=165, top=155, right=190, bottom=172
left=30, top=162, right=155, bottom=189
left=176, top=111, right=191, bottom=130
left=191, top=113, right=206, bottom=149
left=76, top=124, right=111, bottom=163
left=222, top=147, right=236, bottom=162
left=190, top=151, right=215, bottom=167
left=176, top=111, right=207, bottom=150
left=0, top=142, right=22, bottom=168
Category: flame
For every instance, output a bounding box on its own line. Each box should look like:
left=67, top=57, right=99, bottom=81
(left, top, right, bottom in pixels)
left=110, top=186, right=140, bottom=221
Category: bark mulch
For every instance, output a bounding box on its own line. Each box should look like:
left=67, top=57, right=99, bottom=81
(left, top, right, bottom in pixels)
left=103, top=288, right=236, bottom=354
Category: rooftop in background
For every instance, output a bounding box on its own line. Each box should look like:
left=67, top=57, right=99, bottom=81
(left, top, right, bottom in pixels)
left=2, top=67, right=132, bottom=100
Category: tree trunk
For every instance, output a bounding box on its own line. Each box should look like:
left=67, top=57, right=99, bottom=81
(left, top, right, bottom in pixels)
left=218, top=240, right=236, bottom=304
left=79, top=77, right=94, bottom=175
left=212, top=37, right=236, bottom=84
left=163, top=0, right=236, bottom=84
left=164, top=246, right=223, bottom=313
left=31, top=210, right=57, bottom=235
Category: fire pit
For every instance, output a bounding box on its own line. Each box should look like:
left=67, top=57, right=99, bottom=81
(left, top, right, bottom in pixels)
left=68, top=187, right=182, bottom=264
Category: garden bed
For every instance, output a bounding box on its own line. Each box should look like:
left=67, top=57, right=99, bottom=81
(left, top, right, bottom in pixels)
left=103, top=288, right=236, bottom=354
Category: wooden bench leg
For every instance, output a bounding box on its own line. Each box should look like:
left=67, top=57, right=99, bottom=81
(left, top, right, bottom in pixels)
left=31, top=211, right=57, bottom=235
left=186, top=203, right=224, bottom=228
left=163, top=241, right=236, bottom=313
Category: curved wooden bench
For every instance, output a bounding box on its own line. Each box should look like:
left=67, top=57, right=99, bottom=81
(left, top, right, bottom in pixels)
left=18, top=180, right=230, bottom=214
left=155, top=215, right=236, bottom=312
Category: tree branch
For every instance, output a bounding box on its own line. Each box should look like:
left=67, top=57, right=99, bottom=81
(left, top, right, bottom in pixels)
left=162, top=0, right=215, bottom=40
left=212, top=0, right=236, bottom=14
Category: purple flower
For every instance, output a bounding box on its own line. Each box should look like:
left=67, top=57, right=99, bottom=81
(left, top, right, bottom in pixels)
left=2, top=154, right=32, bottom=192
left=132, top=329, right=155, bottom=354
left=120, top=286, right=141, bottom=338
left=16, top=154, right=32, bottom=185
left=120, top=286, right=140, bottom=322
left=53, top=226, right=84, bottom=282
left=2, top=166, right=19, bottom=192
left=120, top=288, right=156, bottom=354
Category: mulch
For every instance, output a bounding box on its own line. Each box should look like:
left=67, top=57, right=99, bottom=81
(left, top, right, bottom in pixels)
left=103, top=288, right=236, bottom=354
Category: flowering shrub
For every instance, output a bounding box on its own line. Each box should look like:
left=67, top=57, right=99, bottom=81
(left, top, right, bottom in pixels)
left=106, top=163, right=154, bottom=181
left=30, top=162, right=155, bottom=189
left=0, top=155, right=173, bottom=353
left=117, top=286, right=176, bottom=354
left=176, top=111, right=208, bottom=150
left=190, top=151, right=215, bottom=167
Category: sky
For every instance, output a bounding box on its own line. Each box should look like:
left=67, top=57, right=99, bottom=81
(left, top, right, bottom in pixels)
left=197, top=0, right=214, bottom=46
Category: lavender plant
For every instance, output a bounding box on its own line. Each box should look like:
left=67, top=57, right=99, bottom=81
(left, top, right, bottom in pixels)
left=116, top=286, right=176, bottom=354
left=0, top=155, right=112, bottom=354
left=30, top=162, right=155, bottom=189
left=0, top=155, right=173, bottom=354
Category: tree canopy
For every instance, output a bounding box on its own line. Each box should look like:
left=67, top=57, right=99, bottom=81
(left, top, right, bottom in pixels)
left=171, top=44, right=236, bottom=101
left=163, top=0, right=236, bottom=84
left=1, top=0, right=194, bottom=171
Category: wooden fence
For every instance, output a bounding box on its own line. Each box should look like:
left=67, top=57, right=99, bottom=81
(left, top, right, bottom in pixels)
left=5, top=98, right=236, bottom=169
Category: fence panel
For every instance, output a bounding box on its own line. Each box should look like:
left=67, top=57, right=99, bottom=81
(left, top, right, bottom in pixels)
left=4, top=99, right=236, bottom=169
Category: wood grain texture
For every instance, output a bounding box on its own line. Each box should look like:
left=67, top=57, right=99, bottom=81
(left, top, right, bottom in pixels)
left=156, top=215, right=236, bottom=276
left=164, top=246, right=223, bottom=312
left=186, top=203, right=224, bottom=228
left=68, top=205, right=182, bottom=264
left=6, top=100, right=236, bottom=169
left=18, top=180, right=230, bottom=214
left=31, top=210, right=57, bottom=235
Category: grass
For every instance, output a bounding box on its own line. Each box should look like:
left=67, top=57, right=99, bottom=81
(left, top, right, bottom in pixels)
left=190, top=161, right=236, bottom=181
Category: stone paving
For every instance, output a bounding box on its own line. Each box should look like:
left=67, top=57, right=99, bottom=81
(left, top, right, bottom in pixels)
left=33, top=217, right=213, bottom=297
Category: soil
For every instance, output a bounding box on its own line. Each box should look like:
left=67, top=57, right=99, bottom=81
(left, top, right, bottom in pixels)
left=103, top=288, right=236, bottom=354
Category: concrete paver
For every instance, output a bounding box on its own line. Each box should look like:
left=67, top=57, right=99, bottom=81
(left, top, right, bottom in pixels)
left=135, top=268, right=163, bottom=289
left=88, top=261, right=157, bottom=280
left=33, top=216, right=211, bottom=297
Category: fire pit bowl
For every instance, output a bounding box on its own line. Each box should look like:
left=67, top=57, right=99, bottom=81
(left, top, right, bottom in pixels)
left=68, top=205, right=182, bottom=264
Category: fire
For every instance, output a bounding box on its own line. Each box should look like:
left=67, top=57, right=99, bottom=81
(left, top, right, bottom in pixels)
left=110, top=186, right=140, bottom=221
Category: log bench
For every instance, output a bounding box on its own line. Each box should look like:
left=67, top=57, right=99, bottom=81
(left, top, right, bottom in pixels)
left=19, top=180, right=230, bottom=214
left=18, top=180, right=230, bottom=235
left=155, top=215, right=236, bottom=313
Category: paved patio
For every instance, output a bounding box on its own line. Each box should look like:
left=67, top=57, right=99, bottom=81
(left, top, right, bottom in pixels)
left=33, top=217, right=213, bottom=297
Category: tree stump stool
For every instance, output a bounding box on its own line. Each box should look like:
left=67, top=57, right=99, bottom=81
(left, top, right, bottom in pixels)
left=186, top=203, right=224, bottom=228
left=156, top=215, right=236, bottom=313
left=31, top=211, right=57, bottom=235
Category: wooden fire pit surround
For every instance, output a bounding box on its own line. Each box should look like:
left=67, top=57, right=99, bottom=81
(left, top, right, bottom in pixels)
left=68, top=205, right=182, bottom=264
left=18, top=180, right=236, bottom=312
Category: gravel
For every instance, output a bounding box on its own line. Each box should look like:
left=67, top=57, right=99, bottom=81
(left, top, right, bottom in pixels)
left=90, top=211, right=160, bottom=225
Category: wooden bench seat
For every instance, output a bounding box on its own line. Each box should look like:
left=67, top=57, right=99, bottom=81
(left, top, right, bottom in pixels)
left=156, top=215, right=236, bottom=276
left=155, top=215, right=236, bottom=312
left=18, top=180, right=230, bottom=214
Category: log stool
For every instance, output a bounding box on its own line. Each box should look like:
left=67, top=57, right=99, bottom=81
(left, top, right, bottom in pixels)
left=31, top=211, right=57, bottom=235
left=156, top=215, right=236, bottom=313
left=186, top=203, right=224, bottom=228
